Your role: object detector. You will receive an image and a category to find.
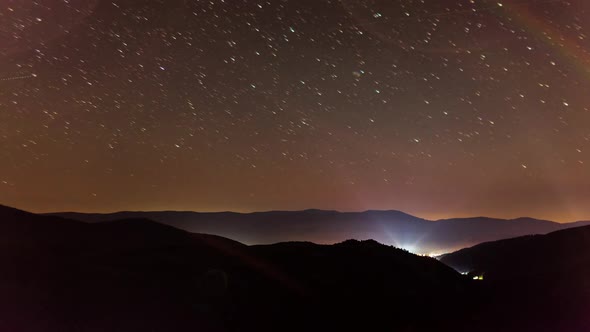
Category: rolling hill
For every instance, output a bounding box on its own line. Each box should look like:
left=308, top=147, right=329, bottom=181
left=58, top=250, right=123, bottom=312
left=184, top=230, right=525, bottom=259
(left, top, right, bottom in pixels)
left=440, top=225, right=590, bottom=332
left=441, top=224, right=590, bottom=282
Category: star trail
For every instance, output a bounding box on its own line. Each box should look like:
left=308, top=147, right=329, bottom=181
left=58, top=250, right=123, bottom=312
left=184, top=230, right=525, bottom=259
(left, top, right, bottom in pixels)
left=1, top=0, right=589, bottom=221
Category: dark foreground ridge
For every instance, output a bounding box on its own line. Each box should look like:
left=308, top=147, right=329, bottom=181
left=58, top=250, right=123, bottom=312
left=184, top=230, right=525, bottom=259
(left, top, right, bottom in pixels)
left=2, top=204, right=590, bottom=331
left=48, top=208, right=590, bottom=254
left=441, top=225, right=590, bottom=331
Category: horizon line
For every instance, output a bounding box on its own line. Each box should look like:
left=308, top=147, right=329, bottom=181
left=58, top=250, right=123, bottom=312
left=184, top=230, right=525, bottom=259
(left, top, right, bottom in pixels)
left=30, top=205, right=589, bottom=225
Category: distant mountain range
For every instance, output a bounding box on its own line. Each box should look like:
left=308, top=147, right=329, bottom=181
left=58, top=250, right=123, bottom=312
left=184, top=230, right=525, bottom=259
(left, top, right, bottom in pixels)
left=48, top=209, right=590, bottom=254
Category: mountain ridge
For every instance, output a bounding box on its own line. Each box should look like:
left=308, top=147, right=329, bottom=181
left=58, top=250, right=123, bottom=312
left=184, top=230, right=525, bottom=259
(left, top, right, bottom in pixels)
left=46, top=207, right=590, bottom=224
left=42, top=206, right=590, bottom=254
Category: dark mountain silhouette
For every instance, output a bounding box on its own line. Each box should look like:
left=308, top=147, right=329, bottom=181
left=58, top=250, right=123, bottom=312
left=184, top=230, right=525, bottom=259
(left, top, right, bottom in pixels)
left=441, top=225, right=590, bottom=280
left=5, top=204, right=590, bottom=331
left=49, top=209, right=590, bottom=254
left=440, top=225, right=590, bottom=331
left=0, top=204, right=479, bottom=332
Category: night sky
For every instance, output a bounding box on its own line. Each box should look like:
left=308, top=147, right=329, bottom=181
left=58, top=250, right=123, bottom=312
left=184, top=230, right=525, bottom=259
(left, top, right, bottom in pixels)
left=1, top=0, right=589, bottom=221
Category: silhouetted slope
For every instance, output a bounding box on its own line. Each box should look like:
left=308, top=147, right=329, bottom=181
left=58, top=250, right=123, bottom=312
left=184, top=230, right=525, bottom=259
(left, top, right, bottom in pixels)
left=0, top=204, right=89, bottom=247
left=246, top=239, right=475, bottom=332
left=440, top=225, right=590, bottom=332
left=49, top=209, right=590, bottom=254
left=0, top=205, right=250, bottom=331
left=0, top=205, right=474, bottom=332
left=252, top=239, right=463, bottom=303
left=441, top=225, right=590, bottom=280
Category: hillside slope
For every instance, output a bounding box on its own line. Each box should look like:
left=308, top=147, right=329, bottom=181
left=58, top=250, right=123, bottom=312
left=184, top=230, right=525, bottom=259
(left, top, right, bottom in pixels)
left=440, top=225, right=590, bottom=332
